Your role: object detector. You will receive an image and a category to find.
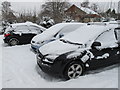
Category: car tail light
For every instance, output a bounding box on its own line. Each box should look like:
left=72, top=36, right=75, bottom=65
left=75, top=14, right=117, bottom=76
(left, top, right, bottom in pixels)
left=4, top=33, right=11, bottom=37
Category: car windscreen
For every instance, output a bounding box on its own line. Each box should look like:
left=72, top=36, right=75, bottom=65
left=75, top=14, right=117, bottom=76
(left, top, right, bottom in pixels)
left=60, top=39, right=82, bottom=46
left=54, top=24, right=85, bottom=38
left=61, top=25, right=107, bottom=45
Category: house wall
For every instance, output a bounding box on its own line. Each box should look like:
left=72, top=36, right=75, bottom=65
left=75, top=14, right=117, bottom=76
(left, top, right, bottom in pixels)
left=65, top=5, right=101, bottom=22
left=65, top=5, right=86, bottom=21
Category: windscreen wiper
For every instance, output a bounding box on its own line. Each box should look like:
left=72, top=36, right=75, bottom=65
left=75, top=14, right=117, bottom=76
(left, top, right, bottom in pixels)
left=60, top=39, right=82, bottom=45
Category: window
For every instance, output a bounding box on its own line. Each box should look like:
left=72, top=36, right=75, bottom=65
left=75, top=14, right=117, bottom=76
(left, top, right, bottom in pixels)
left=29, top=25, right=41, bottom=33
left=115, top=28, right=120, bottom=44
left=15, top=25, right=29, bottom=32
left=95, top=29, right=117, bottom=48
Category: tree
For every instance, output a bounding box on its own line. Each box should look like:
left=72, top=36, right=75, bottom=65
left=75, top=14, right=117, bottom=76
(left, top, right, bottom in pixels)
left=81, top=0, right=90, bottom=8
left=90, top=3, right=98, bottom=12
left=1, top=1, right=16, bottom=23
left=106, top=8, right=111, bottom=17
left=39, top=0, right=70, bottom=23
left=111, top=9, right=116, bottom=18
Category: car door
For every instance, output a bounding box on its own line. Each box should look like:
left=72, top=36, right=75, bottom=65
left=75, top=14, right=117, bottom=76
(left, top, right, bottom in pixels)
left=88, top=29, right=119, bottom=69
left=27, top=25, right=42, bottom=43
left=114, top=27, right=120, bottom=59
left=15, top=25, right=30, bottom=44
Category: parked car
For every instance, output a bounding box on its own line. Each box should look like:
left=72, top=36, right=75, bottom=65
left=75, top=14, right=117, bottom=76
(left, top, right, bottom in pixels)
left=36, top=25, right=120, bottom=80
left=3, top=22, right=46, bottom=46
left=31, top=23, right=86, bottom=53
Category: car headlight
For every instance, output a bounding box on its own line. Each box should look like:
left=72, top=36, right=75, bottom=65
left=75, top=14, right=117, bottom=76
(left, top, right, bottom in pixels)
left=36, top=41, right=45, bottom=44
left=43, top=58, right=54, bottom=64
left=42, top=54, right=59, bottom=64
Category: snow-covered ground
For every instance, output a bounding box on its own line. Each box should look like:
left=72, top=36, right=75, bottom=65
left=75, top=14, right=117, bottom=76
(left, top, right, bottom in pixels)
left=0, top=34, right=118, bottom=88
left=0, top=35, right=2, bottom=89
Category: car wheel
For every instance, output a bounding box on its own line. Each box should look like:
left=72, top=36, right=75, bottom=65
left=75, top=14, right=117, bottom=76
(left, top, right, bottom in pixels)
left=64, top=61, right=85, bottom=80
left=9, top=38, right=19, bottom=46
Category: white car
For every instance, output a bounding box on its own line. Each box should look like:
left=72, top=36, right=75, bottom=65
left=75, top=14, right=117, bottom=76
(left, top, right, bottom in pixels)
left=37, top=25, right=120, bottom=80
left=31, top=23, right=86, bottom=53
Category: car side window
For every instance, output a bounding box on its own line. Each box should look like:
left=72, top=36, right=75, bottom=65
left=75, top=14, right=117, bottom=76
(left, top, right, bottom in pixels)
left=29, top=25, right=41, bottom=34
left=15, top=25, right=29, bottom=32
left=114, top=28, right=120, bottom=44
left=95, top=29, right=118, bottom=48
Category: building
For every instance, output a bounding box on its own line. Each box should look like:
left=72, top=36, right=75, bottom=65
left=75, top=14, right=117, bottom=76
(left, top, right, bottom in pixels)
left=65, top=4, right=101, bottom=22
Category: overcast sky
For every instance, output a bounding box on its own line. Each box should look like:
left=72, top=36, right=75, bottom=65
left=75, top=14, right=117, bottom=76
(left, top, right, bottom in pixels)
left=1, top=0, right=120, bottom=2
left=0, top=0, right=120, bottom=14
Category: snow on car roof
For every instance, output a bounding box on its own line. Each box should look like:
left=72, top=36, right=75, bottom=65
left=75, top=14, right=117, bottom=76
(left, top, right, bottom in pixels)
left=62, top=25, right=109, bottom=44
left=10, top=22, right=46, bottom=30
left=32, top=23, right=86, bottom=42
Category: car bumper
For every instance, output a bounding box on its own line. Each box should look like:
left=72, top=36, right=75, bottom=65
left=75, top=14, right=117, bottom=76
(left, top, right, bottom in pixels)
left=3, top=38, right=8, bottom=43
left=31, top=44, right=40, bottom=53
left=37, top=56, right=64, bottom=77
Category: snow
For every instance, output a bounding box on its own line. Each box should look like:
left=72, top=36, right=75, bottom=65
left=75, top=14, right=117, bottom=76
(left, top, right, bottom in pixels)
left=0, top=34, right=118, bottom=88
left=96, top=53, right=110, bottom=59
left=81, top=54, right=90, bottom=63
left=5, top=22, right=46, bottom=33
left=62, top=25, right=108, bottom=45
left=31, top=23, right=86, bottom=45
left=39, top=39, right=80, bottom=57
left=1, top=22, right=119, bottom=88
left=0, top=35, right=2, bottom=89
left=39, top=25, right=118, bottom=60
left=77, top=6, right=98, bottom=15
left=81, top=7, right=98, bottom=14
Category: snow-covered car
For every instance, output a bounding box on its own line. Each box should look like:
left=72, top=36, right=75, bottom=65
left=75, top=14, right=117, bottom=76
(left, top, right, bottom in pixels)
left=3, top=22, right=46, bottom=46
left=36, top=25, right=120, bottom=80
left=31, top=23, right=86, bottom=53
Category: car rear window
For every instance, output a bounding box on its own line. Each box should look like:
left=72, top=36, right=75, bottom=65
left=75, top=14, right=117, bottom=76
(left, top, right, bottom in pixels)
left=15, top=25, right=29, bottom=32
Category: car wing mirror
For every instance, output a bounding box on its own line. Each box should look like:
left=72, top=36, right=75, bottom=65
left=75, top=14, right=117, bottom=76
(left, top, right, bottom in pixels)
left=59, top=34, right=64, bottom=38
left=91, top=42, right=101, bottom=49
left=50, top=38, right=56, bottom=41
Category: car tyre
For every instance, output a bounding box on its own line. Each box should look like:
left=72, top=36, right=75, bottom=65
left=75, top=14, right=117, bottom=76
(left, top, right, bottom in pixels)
left=9, top=38, right=19, bottom=46
left=63, top=61, right=85, bottom=80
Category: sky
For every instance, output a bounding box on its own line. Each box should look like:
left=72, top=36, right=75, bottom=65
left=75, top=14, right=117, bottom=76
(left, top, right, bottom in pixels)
left=0, top=0, right=120, bottom=2
left=0, top=0, right=120, bottom=14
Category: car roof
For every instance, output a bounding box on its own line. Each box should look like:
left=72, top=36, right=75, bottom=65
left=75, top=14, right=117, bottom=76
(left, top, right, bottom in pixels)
left=62, top=25, right=109, bottom=44
left=10, top=22, right=46, bottom=30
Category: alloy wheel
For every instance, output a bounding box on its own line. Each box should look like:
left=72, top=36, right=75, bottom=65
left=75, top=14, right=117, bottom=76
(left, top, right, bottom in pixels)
left=67, top=64, right=83, bottom=79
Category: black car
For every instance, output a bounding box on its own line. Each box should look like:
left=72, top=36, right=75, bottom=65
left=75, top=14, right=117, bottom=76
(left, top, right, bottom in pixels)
left=3, top=22, right=46, bottom=46
left=36, top=25, right=120, bottom=80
